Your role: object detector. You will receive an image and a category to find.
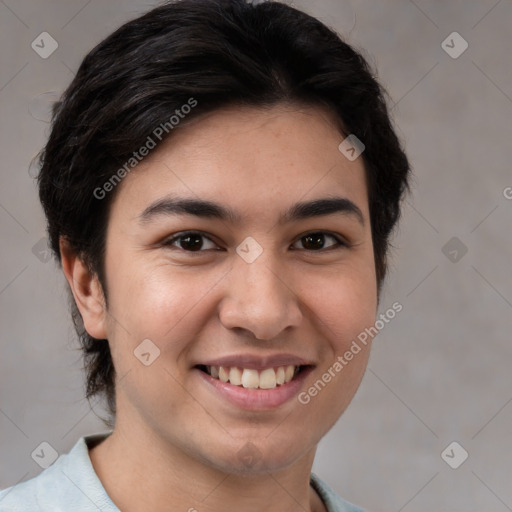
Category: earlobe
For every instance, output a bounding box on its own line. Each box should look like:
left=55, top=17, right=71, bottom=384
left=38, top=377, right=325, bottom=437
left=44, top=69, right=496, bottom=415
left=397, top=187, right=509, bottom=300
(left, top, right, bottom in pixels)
left=59, top=237, right=108, bottom=340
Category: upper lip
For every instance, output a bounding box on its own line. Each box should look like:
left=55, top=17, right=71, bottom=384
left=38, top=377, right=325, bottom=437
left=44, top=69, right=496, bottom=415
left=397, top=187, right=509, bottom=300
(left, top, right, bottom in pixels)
left=195, top=353, right=315, bottom=370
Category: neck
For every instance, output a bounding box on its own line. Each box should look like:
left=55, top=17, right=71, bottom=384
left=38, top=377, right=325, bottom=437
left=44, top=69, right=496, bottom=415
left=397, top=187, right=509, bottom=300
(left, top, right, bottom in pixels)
left=88, top=420, right=326, bottom=512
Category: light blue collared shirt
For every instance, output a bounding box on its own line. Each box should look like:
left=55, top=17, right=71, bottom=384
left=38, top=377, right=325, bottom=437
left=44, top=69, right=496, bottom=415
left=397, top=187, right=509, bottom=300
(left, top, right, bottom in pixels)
left=0, top=432, right=365, bottom=512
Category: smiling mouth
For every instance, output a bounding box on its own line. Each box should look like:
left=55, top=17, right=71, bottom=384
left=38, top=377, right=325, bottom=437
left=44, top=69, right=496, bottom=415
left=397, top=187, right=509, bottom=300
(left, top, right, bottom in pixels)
left=195, top=364, right=311, bottom=390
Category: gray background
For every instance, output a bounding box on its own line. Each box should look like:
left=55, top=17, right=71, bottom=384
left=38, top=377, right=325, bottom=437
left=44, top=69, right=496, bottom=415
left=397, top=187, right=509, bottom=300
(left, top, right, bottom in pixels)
left=1, top=1, right=511, bottom=511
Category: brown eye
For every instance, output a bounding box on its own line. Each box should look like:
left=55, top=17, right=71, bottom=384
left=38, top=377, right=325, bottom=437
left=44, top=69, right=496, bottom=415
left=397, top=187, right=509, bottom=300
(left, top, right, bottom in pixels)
left=292, top=232, right=346, bottom=251
left=163, top=231, right=217, bottom=252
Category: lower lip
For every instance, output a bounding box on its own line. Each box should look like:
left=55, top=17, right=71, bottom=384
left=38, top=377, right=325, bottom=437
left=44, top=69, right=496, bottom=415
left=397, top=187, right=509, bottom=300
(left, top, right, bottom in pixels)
left=195, top=367, right=313, bottom=411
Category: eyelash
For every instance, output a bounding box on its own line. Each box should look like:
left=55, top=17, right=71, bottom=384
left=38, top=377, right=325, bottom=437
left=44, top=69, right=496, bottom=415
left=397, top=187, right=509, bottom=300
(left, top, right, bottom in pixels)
left=162, top=230, right=350, bottom=253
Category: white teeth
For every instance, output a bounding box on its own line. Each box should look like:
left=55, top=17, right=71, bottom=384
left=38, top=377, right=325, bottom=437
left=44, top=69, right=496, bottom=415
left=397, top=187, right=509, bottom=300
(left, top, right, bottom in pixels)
left=259, top=368, right=277, bottom=389
left=229, top=367, right=242, bottom=386
left=204, top=364, right=300, bottom=389
left=219, top=366, right=229, bottom=383
left=284, top=365, right=295, bottom=382
left=241, top=369, right=259, bottom=389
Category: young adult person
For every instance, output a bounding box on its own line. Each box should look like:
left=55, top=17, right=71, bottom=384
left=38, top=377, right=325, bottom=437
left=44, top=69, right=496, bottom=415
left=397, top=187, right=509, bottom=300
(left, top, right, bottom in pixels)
left=0, top=1, right=410, bottom=510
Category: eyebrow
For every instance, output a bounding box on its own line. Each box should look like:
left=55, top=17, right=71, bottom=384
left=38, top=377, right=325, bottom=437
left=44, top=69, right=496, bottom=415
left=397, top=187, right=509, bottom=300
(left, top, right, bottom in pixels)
left=137, top=195, right=365, bottom=227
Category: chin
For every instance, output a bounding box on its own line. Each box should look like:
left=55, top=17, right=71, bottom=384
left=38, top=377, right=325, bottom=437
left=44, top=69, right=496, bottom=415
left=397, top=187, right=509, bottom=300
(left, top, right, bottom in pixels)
left=200, top=437, right=310, bottom=476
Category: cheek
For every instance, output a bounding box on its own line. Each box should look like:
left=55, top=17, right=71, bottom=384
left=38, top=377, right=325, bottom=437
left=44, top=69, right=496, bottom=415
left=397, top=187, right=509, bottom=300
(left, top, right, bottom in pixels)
left=301, top=263, right=376, bottom=426
left=333, top=280, right=377, bottom=350
left=104, top=258, right=223, bottom=358
left=300, top=263, right=377, bottom=349
left=103, top=261, right=212, bottom=417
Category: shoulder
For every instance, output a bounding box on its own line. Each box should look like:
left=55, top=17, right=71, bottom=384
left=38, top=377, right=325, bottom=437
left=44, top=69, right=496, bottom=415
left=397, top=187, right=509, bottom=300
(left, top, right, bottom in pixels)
left=0, top=432, right=117, bottom=512
left=310, top=472, right=367, bottom=512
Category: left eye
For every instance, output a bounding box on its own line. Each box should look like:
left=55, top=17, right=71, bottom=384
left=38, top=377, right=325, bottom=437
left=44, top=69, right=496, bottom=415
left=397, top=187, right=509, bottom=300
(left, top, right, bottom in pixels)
left=163, top=231, right=346, bottom=252
left=291, top=231, right=346, bottom=251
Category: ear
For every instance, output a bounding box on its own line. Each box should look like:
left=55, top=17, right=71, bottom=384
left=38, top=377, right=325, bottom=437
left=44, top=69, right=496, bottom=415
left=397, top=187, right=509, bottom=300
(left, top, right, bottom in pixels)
left=59, top=237, right=108, bottom=340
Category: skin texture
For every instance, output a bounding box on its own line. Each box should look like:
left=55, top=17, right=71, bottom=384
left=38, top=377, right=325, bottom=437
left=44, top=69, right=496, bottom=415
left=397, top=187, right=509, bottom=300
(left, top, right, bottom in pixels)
left=60, top=104, right=378, bottom=512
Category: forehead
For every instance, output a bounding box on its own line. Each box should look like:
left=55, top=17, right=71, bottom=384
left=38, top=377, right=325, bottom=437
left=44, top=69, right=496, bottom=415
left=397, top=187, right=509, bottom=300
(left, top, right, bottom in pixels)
left=108, top=104, right=369, bottom=224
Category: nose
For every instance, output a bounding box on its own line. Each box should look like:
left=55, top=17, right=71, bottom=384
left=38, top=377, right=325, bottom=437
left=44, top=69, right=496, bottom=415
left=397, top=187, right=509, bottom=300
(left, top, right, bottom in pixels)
left=218, top=252, right=303, bottom=341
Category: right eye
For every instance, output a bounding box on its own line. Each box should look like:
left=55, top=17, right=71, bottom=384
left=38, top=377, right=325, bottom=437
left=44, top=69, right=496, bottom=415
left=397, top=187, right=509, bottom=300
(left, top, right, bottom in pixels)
left=162, top=231, right=220, bottom=252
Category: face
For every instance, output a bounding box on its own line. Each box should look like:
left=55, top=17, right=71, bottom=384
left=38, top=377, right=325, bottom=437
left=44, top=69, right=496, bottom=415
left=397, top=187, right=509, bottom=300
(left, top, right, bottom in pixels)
left=91, top=104, right=378, bottom=474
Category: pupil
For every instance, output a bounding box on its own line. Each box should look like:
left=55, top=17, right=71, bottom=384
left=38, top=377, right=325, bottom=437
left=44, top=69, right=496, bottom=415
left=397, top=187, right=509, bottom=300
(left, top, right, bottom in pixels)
left=303, top=233, right=324, bottom=250
left=181, top=234, right=202, bottom=251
